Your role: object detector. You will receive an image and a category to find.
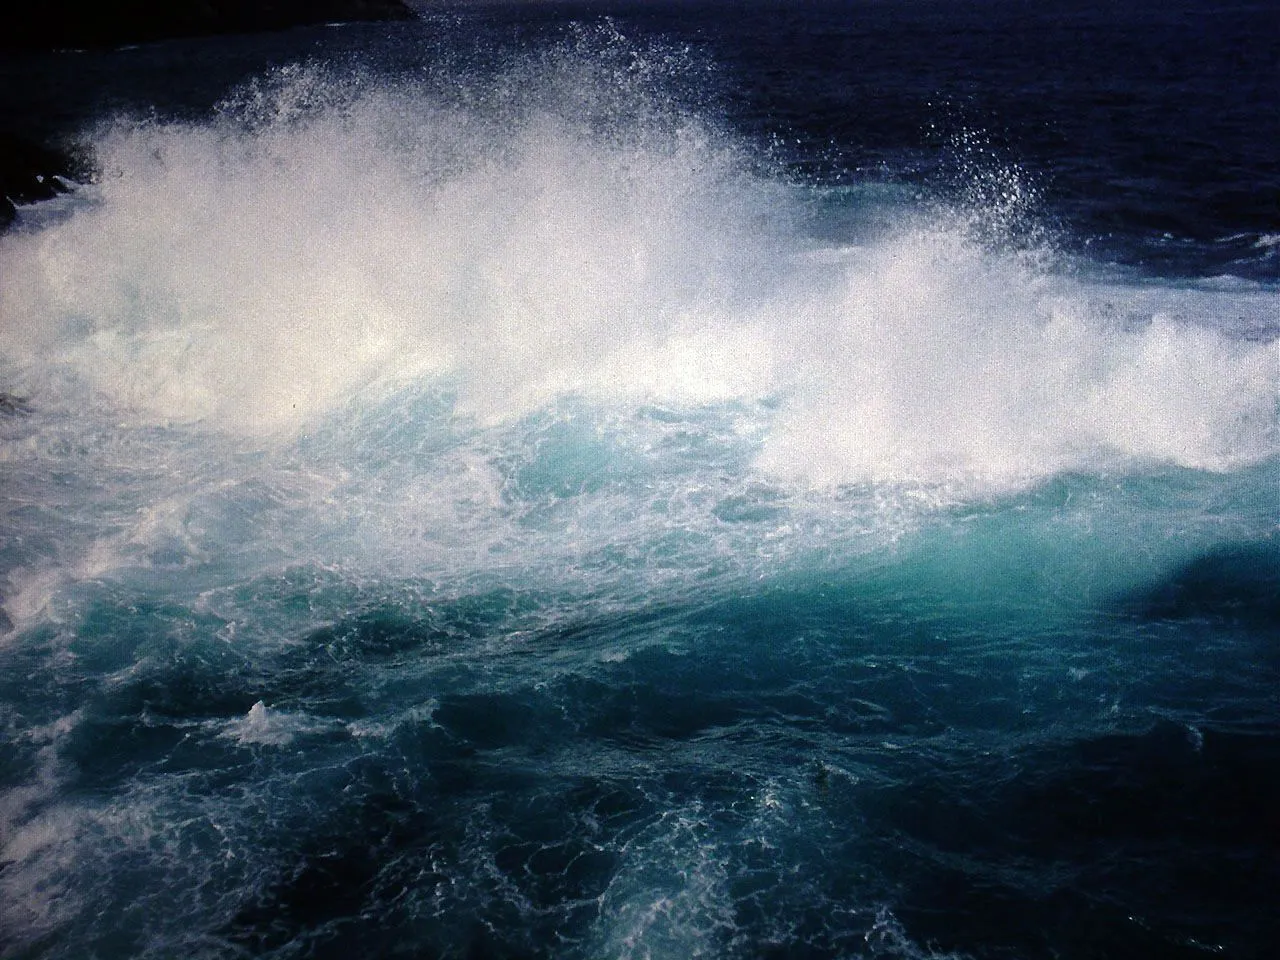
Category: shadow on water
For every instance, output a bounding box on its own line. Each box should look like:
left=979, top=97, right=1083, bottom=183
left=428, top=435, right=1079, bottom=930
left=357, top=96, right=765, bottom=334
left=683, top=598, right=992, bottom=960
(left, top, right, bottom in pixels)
left=1120, top=540, right=1280, bottom=627
left=221, top=763, right=644, bottom=959
left=866, top=718, right=1280, bottom=959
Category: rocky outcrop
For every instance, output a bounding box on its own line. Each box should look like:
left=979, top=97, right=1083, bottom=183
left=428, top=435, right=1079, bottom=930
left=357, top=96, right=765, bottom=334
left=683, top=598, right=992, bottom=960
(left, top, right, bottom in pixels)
left=1, top=0, right=417, bottom=51
left=0, top=133, right=83, bottom=231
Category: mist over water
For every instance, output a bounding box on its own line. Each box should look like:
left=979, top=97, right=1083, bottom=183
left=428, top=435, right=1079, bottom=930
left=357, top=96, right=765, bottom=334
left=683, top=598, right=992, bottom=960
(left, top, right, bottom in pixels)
left=0, top=13, right=1277, bottom=960
left=2, top=52, right=1275, bottom=486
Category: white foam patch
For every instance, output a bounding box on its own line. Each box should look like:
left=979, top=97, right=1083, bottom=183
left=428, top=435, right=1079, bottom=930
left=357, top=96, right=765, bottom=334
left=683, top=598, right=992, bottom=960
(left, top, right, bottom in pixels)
left=1, top=535, right=134, bottom=636
left=222, top=700, right=314, bottom=746
left=0, top=59, right=1275, bottom=498
left=756, top=231, right=1278, bottom=491
left=590, top=805, right=735, bottom=960
left=0, top=60, right=781, bottom=437
left=0, top=712, right=83, bottom=947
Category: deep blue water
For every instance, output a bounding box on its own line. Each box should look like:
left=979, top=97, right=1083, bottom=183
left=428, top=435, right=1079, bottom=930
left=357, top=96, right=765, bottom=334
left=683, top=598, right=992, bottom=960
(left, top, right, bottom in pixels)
left=1, top=2, right=1277, bottom=958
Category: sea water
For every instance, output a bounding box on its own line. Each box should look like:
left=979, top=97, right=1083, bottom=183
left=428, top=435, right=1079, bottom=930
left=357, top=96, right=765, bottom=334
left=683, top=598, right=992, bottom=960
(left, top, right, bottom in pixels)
left=0, top=2, right=1277, bottom=957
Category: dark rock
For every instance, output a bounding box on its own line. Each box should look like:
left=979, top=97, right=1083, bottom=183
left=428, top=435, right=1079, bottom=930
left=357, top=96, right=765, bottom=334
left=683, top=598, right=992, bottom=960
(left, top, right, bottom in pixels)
left=0, top=0, right=417, bottom=51
left=0, top=132, right=84, bottom=233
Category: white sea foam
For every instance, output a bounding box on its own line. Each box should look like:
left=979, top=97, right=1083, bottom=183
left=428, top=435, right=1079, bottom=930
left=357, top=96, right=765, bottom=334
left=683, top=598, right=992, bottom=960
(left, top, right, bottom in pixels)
left=0, top=59, right=1275, bottom=499
left=0, top=53, right=1275, bottom=647
left=590, top=804, right=735, bottom=960
left=222, top=700, right=320, bottom=746
left=756, top=231, right=1278, bottom=491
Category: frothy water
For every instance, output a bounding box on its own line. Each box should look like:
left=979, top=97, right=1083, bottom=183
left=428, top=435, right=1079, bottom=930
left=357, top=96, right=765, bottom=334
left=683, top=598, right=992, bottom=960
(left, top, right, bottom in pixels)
left=0, top=23, right=1277, bottom=960
left=2, top=57, right=1273, bottom=484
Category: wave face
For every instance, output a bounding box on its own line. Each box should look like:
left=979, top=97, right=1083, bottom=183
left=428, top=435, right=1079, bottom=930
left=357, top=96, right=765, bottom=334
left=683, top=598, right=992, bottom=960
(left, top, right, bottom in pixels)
left=1, top=7, right=1278, bottom=960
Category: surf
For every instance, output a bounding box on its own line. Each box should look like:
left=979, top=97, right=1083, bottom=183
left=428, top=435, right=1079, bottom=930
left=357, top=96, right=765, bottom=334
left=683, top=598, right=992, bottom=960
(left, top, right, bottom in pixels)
left=2, top=54, right=1274, bottom=477
left=0, top=23, right=1276, bottom=960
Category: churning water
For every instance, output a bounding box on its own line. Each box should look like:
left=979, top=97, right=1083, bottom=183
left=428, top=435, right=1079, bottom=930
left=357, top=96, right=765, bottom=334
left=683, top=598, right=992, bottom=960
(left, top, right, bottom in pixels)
left=1, top=3, right=1277, bottom=957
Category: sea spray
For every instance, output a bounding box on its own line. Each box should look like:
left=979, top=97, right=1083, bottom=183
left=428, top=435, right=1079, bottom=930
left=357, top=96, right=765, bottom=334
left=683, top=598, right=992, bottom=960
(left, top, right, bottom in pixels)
left=0, top=13, right=1277, bottom=959
left=2, top=60, right=1274, bottom=486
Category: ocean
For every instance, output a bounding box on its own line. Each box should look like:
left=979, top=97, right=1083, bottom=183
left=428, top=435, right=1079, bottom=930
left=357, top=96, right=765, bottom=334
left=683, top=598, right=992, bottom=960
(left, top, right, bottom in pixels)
left=0, top=1, right=1277, bottom=957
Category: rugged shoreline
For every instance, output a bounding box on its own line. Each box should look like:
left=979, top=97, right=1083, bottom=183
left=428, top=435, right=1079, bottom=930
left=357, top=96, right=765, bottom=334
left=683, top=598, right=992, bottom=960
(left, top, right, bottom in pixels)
left=1, top=0, right=416, bottom=52
left=0, top=0, right=418, bottom=229
left=0, top=133, right=83, bottom=231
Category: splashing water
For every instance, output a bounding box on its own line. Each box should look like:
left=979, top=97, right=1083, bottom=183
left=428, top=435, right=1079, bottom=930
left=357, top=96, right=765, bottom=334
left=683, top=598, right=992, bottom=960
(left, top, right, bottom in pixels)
left=0, top=19, right=1277, bottom=960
